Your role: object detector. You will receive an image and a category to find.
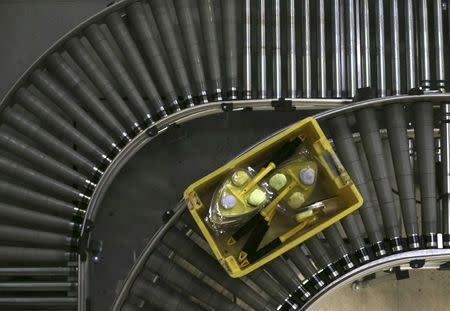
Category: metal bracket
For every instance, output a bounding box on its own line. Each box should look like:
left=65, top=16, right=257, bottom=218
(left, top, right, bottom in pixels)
left=393, top=266, right=410, bottom=280
left=221, top=102, right=234, bottom=112
left=78, top=220, right=103, bottom=262
left=272, top=98, right=294, bottom=111
left=410, top=259, right=426, bottom=269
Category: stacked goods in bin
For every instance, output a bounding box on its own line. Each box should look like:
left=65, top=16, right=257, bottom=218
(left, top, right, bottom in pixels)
left=184, top=117, right=363, bottom=277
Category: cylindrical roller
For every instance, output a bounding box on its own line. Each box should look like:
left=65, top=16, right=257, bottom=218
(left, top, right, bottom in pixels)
left=416, top=0, right=437, bottom=247
left=302, top=0, right=311, bottom=98
left=339, top=0, right=346, bottom=97
left=0, top=281, right=76, bottom=291
left=162, top=229, right=274, bottom=310
left=0, top=297, right=77, bottom=307
left=0, top=224, right=75, bottom=249
left=132, top=277, right=201, bottom=311
left=354, top=0, right=361, bottom=88
left=127, top=2, right=182, bottom=110
left=332, top=0, right=341, bottom=98
left=0, top=131, right=95, bottom=189
left=346, top=0, right=356, bottom=97
left=15, top=87, right=111, bottom=163
left=385, top=104, right=419, bottom=248
left=0, top=267, right=76, bottom=276
left=257, top=0, right=267, bottom=99
left=65, top=37, right=141, bottom=131
left=248, top=269, right=288, bottom=303
left=287, top=247, right=325, bottom=292
left=404, top=0, right=416, bottom=90
left=30, top=70, right=117, bottom=152
left=272, top=0, right=281, bottom=98
left=47, top=53, right=130, bottom=143
left=0, top=179, right=83, bottom=218
left=317, top=0, right=326, bottom=98
left=106, top=12, right=168, bottom=116
left=322, top=225, right=355, bottom=271
left=0, top=203, right=81, bottom=233
left=339, top=214, right=371, bottom=264
left=375, top=0, right=386, bottom=97
left=2, top=109, right=100, bottom=176
left=243, top=0, right=252, bottom=99
left=360, top=0, right=370, bottom=87
left=146, top=251, right=243, bottom=311
left=390, top=0, right=401, bottom=95
left=198, top=0, right=223, bottom=101
left=0, top=246, right=75, bottom=265
left=304, top=236, right=339, bottom=281
left=356, top=107, right=403, bottom=252
left=222, top=0, right=238, bottom=99
left=150, top=0, right=195, bottom=107
left=85, top=24, right=154, bottom=125
left=286, top=0, right=295, bottom=98
left=264, top=257, right=300, bottom=292
left=327, top=115, right=386, bottom=256
left=0, top=155, right=89, bottom=203
left=174, top=0, right=208, bottom=104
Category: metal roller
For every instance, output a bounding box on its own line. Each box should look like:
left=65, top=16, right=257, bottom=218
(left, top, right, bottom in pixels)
left=339, top=214, right=371, bottom=264
left=0, top=267, right=76, bottom=276
left=131, top=277, right=201, bottom=311
left=0, top=131, right=95, bottom=189
left=15, top=88, right=111, bottom=163
left=198, top=0, right=223, bottom=101
left=0, top=179, right=84, bottom=218
left=151, top=0, right=195, bottom=107
left=264, top=257, right=301, bottom=292
left=106, top=12, right=168, bottom=116
left=304, top=236, right=340, bottom=281
left=302, top=0, right=311, bottom=98
left=2, top=109, right=101, bottom=176
left=30, top=70, right=118, bottom=152
left=248, top=269, right=289, bottom=303
left=360, top=0, right=370, bottom=87
left=339, top=0, right=347, bottom=97
left=243, top=0, right=252, bottom=99
left=85, top=24, right=154, bottom=125
left=145, top=251, right=243, bottom=311
left=0, top=281, right=76, bottom=292
left=0, top=202, right=79, bottom=234
left=331, top=0, right=341, bottom=98
left=257, top=0, right=267, bottom=99
left=46, top=53, right=130, bottom=143
left=346, top=0, right=356, bottom=97
left=317, top=0, right=326, bottom=98
left=327, top=115, right=386, bottom=257
left=173, top=0, right=208, bottom=104
left=222, top=0, right=238, bottom=99
left=322, top=225, right=355, bottom=271
left=272, top=0, right=281, bottom=98
left=65, top=37, right=141, bottom=132
left=0, top=297, right=77, bottom=308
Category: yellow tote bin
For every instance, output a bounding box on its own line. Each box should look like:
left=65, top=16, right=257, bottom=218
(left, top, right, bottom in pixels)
left=184, top=117, right=363, bottom=278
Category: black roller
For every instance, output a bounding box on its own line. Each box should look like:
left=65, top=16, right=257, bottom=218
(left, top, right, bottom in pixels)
left=0, top=246, right=75, bottom=265
left=198, top=0, right=223, bottom=101
left=287, top=247, right=325, bottom=292
left=174, top=0, right=208, bottom=104
left=30, top=69, right=117, bottom=152
left=65, top=37, right=141, bottom=131
left=15, top=88, right=111, bottom=163
left=304, top=236, right=340, bottom=281
left=127, top=2, right=181, bottom=110
left=338, top=215, right=371, bottom=264
left=0, top=155, right=89, bottom=203
left=105, top=12, right=168, bottom=117
left=0, top=281, right=76, bottom=292
left=264, top=257, right=301, bottom=292
left=85, top=24, right=154, bottom=125
left=145, top=251, right=243, bottom=311
left=2, top=108, right=100, bottom=175
left=131, top=277, right=202, bottom=311
left=0, top=131, right=95, bottom=189
left=47, top=52, right=130, bottom=143
left=327, top=115, right=387, bottom=257
left=151, top=0, right=195, bottom=107
left=322, top=225, right=356, bottom=271
left=222, top=0, right=238, bottom=99
left=0, top=267, right=76, bottom=276
left=248, top=269, right=288, bottom=303
left=0, top=179, right=84, bottom=218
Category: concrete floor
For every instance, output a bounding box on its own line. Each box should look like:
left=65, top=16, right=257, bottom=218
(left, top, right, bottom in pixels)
left=312, top=269, right=450, bottom=311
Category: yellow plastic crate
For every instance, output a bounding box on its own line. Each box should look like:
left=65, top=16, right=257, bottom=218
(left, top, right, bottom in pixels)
left=184, top=117, right=363, bottom=277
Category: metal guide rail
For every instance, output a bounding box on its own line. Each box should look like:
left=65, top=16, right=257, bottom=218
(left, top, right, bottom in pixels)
left=0, top=0, right=450, bottom=310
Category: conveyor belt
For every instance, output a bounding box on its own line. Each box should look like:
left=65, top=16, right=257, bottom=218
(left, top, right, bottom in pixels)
left=1, top=0, right=450, bottom=310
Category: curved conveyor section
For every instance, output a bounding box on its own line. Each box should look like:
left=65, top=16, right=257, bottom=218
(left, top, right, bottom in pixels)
left=0, top=0, right=450, bottom=310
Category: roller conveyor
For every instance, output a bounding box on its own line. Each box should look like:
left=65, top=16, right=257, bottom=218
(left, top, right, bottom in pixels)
left=2, top=1, right=450, bottom=310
